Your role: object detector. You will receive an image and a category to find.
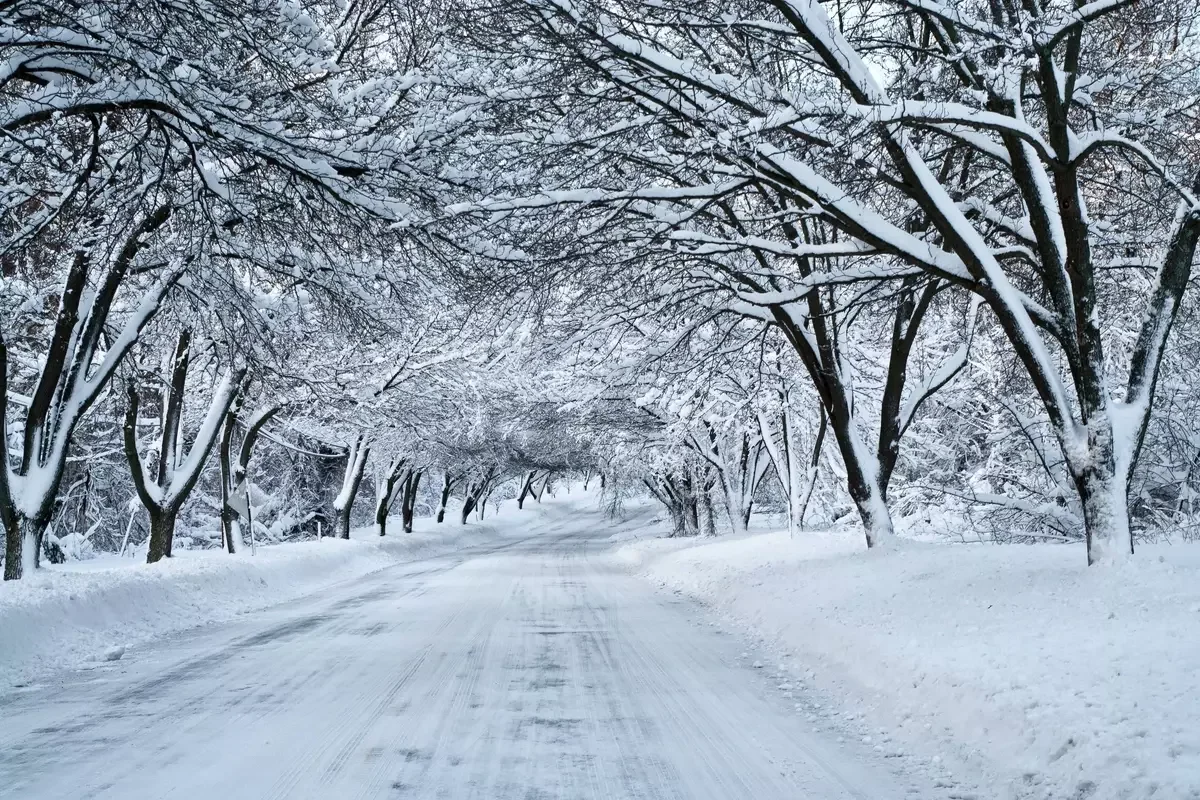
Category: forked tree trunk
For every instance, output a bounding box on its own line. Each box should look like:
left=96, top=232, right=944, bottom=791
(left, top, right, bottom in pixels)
left=645, top=473, right=701, bottom=537
left=124, top=335, right=243, bottom=565
left=460, top=469, right=496, bottom=524
left=373, top=458, right=408, bottom=537
left=517, top=470, right=537, bottom=509
left=219, top=401, right=280, bottom=553
left=436, top=473, right=457, bottom=523
left=0, top=205, right=176, bottom=580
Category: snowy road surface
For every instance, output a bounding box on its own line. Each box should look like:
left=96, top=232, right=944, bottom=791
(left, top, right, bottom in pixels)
left=0, top=509, right=903, bottom=799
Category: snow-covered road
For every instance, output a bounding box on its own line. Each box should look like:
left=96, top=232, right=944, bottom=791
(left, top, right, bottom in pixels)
left=0, top=508, right=903, bottom=799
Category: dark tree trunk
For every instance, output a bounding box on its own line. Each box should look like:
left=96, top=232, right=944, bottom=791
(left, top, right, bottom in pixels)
left=401, top=470, right=422, bottom=533
left=219, top=399, right=242, bottom=553
left=436, top=473, right=456, bottom=524
left=646, top=474, right=700, bottom=537
left=338, top=502, right=353, bottom=540
left=123, top=340, right=244, bottom=565
left=770, top=300, right=895, bottom=548
left=375, top=493, right=390, bottom=537
left=3, top=516, right=50, bottom=581
left=459, top=469, right=496, bottom=525
left=156, top=331, right=192, bottom=486
left=146, top=511, right=177, bottom=564
left=700, top=483, right=718, bottom=536
left=374, top=458, right=407, bottom=537
left=517, top=470, right=536, bottom=509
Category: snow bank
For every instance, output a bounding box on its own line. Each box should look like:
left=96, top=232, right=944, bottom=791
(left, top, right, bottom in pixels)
left=0, top=506, right=526, bottom=690
left=617, top=531, right=1200, bottom=800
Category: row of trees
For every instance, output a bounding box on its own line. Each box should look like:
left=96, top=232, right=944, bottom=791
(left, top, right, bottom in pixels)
left=0, top=0, right=575, bottom=578
left=441, top=0, right=1200, bottom=564
left=5, top=0, right=1200, bottom=577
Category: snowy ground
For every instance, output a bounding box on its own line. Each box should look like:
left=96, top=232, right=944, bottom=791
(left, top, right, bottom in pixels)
left=616, top=519, right=1200, bottom=800
left=0, top=504, right=530, bottom=690
left=0, top=498, right=928, bottom=800
left=5, top=496, right=1194, bottom=800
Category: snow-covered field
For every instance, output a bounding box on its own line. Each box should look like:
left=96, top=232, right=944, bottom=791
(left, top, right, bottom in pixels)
left=616, top=525, right=1200, bottom=800
left=0, top=505, right=524, bottom=690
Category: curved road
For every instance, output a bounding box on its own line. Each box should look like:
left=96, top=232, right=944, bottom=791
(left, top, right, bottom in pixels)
left=0, top=507, right=904, bottom=799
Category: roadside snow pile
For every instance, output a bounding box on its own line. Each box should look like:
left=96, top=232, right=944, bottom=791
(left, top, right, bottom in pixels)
left=0, top=508, right=523, bottom=690
left=617, top=531, right=1200, bottom=800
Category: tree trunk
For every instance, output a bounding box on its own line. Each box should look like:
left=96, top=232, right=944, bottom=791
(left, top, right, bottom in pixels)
left=219, top=402, right=242, bottom=554
left=436, top=473, right=454, bottom=523
left=517, top=470, right=536, bottom=509
left=798, top=408, right=827, bottom=529
left=533, top=472, right=552, bottom=502
left=699, top=484, right=718, bottom=537
left=849, top=478, right=894, bottom=549
left=826, top=403, right=895, bottom=548
left=374, top=460, right=407, bottom=537
left=126, top=368, right=245, bottom=563
left=720, top=478, right=748, bottom=536
left=146, top=510, right=177, bottom=564
left=221, top=504, right=241, bottom=553
left=1078, top=470, right=1133, bottom=565
left=220, top=402, right=278, bottom=553
left=3, top=515, right=49, bottom=581
left=1071, top=432, right=1134, bottom=565
left=402, top=470, right=421, bottom=533
left=375, top=489, right=390, bottom=537
left=337, top=501, right=354, bottom=541
left=461, top=495, right=477, bottom=524
left=333, top=436, right=370, bottom=540
left=664, top=501, right=687, bottom=537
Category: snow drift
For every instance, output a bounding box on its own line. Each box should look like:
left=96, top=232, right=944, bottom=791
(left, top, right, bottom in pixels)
left=617, top=529, right=1200, bottom=800
left=0, top=511, right=516, bottom=690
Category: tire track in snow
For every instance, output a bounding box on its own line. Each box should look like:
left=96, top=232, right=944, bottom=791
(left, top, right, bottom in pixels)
left=0, top=508, right=921, bottom=800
